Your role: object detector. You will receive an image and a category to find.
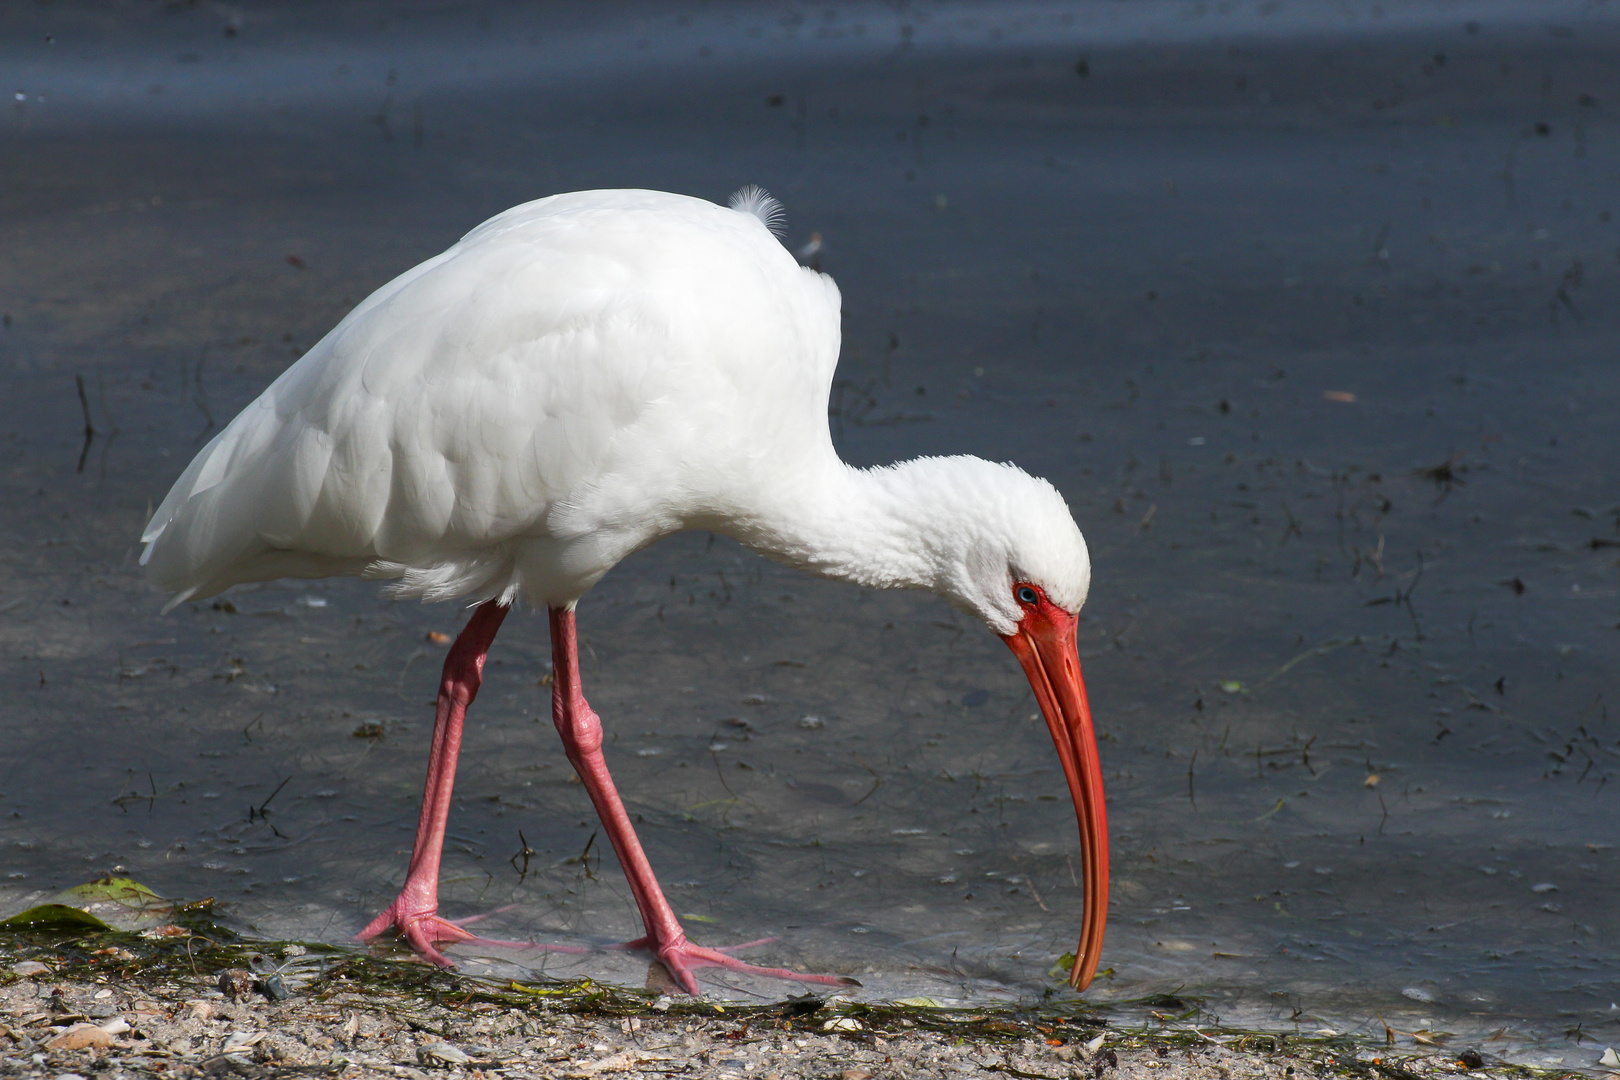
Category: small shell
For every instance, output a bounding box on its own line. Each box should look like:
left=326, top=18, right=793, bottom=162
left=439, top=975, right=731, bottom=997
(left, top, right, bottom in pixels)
left=418, top=1041, right=473, bottom=1067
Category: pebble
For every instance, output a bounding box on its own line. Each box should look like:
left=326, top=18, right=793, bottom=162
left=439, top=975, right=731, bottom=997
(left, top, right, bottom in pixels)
left=11, top=960, right=50, bottom=976
left=217, top=968, right=255, bottom=1001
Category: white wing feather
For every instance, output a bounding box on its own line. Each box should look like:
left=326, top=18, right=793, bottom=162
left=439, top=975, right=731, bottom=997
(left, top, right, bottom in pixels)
left=142, top=189, right=841, bottom=610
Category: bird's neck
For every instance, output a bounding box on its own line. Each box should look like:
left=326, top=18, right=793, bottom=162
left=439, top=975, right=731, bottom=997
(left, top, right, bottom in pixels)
left=717, top=459, right=945, bottom=594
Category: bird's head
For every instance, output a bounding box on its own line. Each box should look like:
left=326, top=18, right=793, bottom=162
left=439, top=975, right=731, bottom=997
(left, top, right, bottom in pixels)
left=874, top=457, right=1108, bottom=990
left=929, top=461, right=1090, bottom=637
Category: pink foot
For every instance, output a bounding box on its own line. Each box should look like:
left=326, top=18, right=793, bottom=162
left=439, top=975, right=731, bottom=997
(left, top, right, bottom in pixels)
left=620, top=932, right=856, bottom=996
left=358, top=899, right=584, bottom=968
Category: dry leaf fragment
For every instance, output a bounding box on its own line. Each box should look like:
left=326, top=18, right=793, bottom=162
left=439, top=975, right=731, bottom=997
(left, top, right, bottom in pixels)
left=143, top=924, right=189, bottom=937
left=564, top=1049, right=665, bottom=1076
left=45, top=1023, right=113, bottom=1050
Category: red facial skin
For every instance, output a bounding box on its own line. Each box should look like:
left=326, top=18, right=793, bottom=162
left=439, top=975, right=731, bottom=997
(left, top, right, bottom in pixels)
left=1000, top=582, right=1108, bottom=991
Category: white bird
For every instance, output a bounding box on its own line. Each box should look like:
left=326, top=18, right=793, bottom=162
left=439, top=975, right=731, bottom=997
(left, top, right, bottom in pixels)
left=141, top=187, right=1108, bottom=995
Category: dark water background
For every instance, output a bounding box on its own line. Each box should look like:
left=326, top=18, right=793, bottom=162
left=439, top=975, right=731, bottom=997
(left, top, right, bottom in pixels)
left=2, top=1, right=1618, bottom=1068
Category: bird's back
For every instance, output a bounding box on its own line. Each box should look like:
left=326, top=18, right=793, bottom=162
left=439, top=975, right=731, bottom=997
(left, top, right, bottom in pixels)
left=142, top=189, right=843, bottom=609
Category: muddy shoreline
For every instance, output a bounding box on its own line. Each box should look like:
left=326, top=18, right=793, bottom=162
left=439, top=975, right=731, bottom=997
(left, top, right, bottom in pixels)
left=0, top=929, right=1562, bottom=1080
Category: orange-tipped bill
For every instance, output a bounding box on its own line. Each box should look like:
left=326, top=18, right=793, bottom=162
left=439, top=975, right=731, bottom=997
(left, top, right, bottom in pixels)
left=1002, top=601, right=1108, bottom=991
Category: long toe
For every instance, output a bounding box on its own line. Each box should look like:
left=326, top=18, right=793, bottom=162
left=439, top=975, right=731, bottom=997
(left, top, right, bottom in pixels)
left=400, top=919, right=469, bottom=968
left=356, top=905, right=402, bottom=943
left=412, top=915, right=478, bottom=946
left=658, top=941, right=852, bottom=993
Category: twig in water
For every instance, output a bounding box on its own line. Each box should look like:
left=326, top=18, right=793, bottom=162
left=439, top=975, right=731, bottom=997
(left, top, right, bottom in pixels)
left=1395, top=551, right=1425, bottom=639
left=710, top=748, right=737, bottom=799
left=75, top=373, right=96, bottom=472
left=1278, top=500, right=1302, bottom=546
left=1259, top=638, right=1358, bottom=688
left=851, top=757, right=883, bottom=806
left=509, top=830, right=536, bottom=881
left=250, top=776, right=291, bottom=822
left=567, top=831, right=599, bottom=881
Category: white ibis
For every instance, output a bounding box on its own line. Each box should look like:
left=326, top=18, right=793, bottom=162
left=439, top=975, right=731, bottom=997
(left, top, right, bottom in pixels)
left=140, top=188, right=1107, bottom=995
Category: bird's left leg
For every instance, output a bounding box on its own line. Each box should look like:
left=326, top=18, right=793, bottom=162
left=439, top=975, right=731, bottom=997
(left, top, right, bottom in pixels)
left=548, top=605, right=850, bottom=995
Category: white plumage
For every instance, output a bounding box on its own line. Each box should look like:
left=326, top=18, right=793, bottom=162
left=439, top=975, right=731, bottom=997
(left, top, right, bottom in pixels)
left=142, top=188, right=1088, bottom=632
left=141, top=188, right=1109, bottom=994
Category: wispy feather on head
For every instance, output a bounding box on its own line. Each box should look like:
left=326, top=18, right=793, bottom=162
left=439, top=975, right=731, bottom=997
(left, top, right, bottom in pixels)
left=728, top=184, right=786, bottom=235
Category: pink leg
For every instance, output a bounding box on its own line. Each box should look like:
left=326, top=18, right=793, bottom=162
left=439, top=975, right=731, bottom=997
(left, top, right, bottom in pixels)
left=358, top=600, right=562, bottom=966
left=548, top=605, right=851, bottom=995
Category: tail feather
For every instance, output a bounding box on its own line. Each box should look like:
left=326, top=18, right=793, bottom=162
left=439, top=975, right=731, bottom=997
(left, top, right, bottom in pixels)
left=728, top=185, right=785, bottom=235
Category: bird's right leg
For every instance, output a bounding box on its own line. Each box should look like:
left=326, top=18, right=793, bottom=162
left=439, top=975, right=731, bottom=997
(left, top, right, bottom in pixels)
left=357, top=599, right=511, bottom=966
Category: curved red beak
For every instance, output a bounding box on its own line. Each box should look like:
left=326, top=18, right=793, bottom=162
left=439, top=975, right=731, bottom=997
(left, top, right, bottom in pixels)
left=1001, top=604, right=1108, bottom=991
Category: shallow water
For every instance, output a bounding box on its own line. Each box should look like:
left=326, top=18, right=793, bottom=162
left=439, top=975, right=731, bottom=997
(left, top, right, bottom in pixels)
left=2, top=0, right=1618, bottom=1068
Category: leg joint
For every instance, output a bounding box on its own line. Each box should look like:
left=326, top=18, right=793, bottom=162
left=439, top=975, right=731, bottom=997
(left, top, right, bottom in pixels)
left=558, top=700, right=604, bottom=756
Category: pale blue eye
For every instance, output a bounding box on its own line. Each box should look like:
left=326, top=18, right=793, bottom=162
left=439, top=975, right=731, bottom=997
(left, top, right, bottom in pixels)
left=1016, top=586, right=1038, bottom=605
